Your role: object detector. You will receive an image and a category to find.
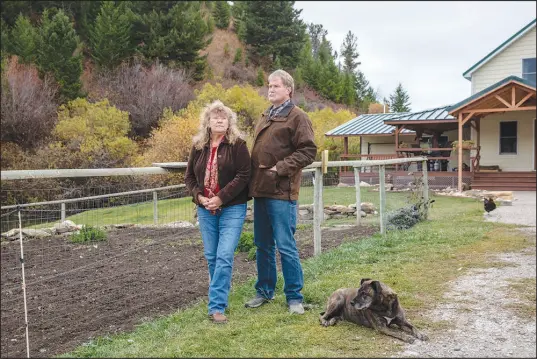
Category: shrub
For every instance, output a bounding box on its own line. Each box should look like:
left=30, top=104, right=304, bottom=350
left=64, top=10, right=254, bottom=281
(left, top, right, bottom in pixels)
left=69, top=225, right=107, bottom=243
left=91, top=60, right=194, bottom=139
left=233, top=48, right=243, bottom=64
left=247, top=246, right=256, bottom=261
left=1, top=56, right=59, bottom=149
left=386, top=206, right=420, bottom=231
left=256, top=67, right=264, bottom=86
left=236, top=231, right=254, bottom=253
left=224, top=43, right=230, bottom=58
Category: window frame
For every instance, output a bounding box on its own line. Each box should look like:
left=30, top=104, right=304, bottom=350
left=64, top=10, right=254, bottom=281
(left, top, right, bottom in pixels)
left=522, top=58, right=536, bottom=84
left=499, top=120, right=518, bottom=155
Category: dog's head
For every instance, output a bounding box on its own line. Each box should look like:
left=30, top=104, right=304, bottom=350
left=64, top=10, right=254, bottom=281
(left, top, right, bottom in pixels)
left=350, top=278, right=400, bottom=317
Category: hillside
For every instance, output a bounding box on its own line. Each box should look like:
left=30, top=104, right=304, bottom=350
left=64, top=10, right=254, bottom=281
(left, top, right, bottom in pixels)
left=201, top=28, right=351, bottom=113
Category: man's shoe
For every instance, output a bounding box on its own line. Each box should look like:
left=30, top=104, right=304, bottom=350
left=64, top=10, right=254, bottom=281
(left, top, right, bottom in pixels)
left=245, top=295, right=272, bottom=308
left=288, top=302, right=304, bottom=314
left=209, top=312, right=228, bottom=324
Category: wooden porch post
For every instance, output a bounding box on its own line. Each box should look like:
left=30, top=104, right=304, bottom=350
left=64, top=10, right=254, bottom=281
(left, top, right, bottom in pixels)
left=394, top=125, right=400, bottom=170
left=458, top=113, right=463, bottom=192
left=343, top=136, right=349, bottom=156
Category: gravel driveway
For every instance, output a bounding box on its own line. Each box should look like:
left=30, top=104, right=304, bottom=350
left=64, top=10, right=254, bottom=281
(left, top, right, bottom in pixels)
left=395, top=191, right=537, bottom=358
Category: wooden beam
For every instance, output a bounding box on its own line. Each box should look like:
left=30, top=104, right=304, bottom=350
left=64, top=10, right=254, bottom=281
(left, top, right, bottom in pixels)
left=394, top=125, right=400, bottom=154
left=515, top=92, right=534, bottom=108
left=476, top=119, right=480, bottom=149
left=343, top=137, right=349, bottom=155
left=494, top=95, right=513, bottom=108
left=462, top=106, right=536, bottom=114
left=461, top=112, right=474, bottom=126
left=511, top=86, right=516, bottom=107
left=458, top=113, right=463, bottom=192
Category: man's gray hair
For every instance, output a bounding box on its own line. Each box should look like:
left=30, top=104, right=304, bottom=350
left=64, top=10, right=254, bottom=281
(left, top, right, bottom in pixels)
left=268, top=69, right=294, bottom=98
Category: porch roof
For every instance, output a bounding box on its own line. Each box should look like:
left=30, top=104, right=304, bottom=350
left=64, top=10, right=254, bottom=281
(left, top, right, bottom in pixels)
left=447, top=75, right=536, bottom=115
left=383, top=105, right=456, bottom=125
left=325, top=113, right=415, bottom=137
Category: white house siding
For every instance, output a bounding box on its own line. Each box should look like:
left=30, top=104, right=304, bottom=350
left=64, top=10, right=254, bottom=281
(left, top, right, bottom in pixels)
left=476, top=110, right=535, bottom=171
left=471, top=27, right=536, bottom=94
left=360, top=134, right=415, bottom=155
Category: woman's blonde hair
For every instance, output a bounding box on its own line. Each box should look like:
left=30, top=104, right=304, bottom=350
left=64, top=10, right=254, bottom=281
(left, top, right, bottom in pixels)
left=192, top=100, right=244, bottom=150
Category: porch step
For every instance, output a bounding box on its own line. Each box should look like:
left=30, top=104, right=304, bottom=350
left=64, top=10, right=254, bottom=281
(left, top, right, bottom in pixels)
left=472, top=171, right=536, bottom=191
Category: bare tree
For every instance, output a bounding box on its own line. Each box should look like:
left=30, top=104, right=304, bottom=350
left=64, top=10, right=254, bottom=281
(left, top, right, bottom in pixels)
left=1, top=56, right=59, bottom=149
left=92, top=60, right=195, bottom=139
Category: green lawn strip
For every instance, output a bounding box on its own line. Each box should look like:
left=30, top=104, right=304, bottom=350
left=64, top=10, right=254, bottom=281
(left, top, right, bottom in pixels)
left=30, top=187, right=408, bottom=230
left=60, top=194, right=534, bottom=358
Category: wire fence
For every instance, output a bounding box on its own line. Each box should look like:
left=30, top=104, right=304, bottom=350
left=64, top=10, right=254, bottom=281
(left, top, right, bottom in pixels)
left=0, top=158, right=430, bottom=358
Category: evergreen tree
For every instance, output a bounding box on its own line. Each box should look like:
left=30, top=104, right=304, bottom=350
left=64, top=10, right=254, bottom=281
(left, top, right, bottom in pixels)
left=389, top=83, right=411, bottom=112
left=8, top=14, right=38, bottom=64
left=307, top=23, right=327, bottom=58
left=317, top=36, right=332, bottom=66
left=256, top=67, right=264, bottom=86
left=340, top=30, right=360, bottom=74
left=243, top=1, right=306, bottom=68
left=272, top=55, right=282, bottom=71
left=341, top=72, right=356, bottom=106
left=213, top=0, right=230, bottom=29
left=89, top=1, right=135, bottom=69
left=139, top=2, right=211, bottom=80
left=233, top=47, right=242, bottom=64
left=231, top=1, right=247, bottom=41
left=36, top=9, right=83, bottom=102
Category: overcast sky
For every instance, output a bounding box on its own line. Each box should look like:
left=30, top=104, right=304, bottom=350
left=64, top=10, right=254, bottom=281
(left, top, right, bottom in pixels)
left=295, top=1, right=536, bottom=111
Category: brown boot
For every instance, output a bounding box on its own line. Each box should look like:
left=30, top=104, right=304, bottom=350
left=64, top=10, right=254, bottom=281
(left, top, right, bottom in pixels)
left=209, top=312, right=228, bottom=324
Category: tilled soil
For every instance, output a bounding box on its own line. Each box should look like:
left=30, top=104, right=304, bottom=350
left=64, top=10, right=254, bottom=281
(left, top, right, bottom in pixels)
left=1, top=224, right=376, bottom=358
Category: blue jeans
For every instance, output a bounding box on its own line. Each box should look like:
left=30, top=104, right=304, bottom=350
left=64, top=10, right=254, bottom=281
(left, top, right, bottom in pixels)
left=253, top=198, right=303, bottom=304
left=197, top=203, right=247, bottom=315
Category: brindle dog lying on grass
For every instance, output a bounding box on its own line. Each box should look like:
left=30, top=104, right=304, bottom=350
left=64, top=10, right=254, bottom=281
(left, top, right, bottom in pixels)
left=319, top=278, right=429, bottom=343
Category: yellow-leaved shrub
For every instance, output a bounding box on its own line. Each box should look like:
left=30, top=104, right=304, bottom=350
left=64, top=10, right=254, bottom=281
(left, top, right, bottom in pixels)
left=52, top=98, right=139, bottom=167
left=307, top=107, right=359, bottom=160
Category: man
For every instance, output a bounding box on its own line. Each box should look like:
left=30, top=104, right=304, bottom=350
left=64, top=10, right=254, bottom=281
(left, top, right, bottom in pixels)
left=245, top=69, right=317, bottom=314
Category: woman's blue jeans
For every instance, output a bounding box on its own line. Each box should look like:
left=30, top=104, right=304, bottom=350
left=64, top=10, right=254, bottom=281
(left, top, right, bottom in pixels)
left=197, top=203, right=247, bottom=315
left=253, top=198, right=304, bottom=304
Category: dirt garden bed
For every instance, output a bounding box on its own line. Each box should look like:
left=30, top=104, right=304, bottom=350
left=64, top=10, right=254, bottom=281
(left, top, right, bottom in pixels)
left=1, top=224, right=376, bottom=358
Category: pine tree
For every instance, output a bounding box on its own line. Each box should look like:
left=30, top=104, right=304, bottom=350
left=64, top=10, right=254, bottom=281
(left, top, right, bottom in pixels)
left=9, top=14, right=38, bottom=64
left=341, top=72, right=356, bottom=106
left=340, top=30, right=360, bottom=74
left=1, top=19, right=9, bottom=64
left=36, top=9, right=83, bottom=102
left=213, top=1, right=230, bottom=29
left=272, top=55, right=282, bottom=71
left=233, top=47, right=242, bottom=64
left=256, top=67, right=264, bottom=86
left=243, top=1, right=306, bottom=68
left=139, top=2, right=210, bottom=80
left=389, top=83, right=412, bottom=112
left=89, top=1, right=135, bottom=69
left=307, top=23, right=327, bottom=58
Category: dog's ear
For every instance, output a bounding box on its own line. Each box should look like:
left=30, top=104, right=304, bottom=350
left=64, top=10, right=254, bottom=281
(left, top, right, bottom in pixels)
left=360, top=278, right=371, bottom=285
left=371, top=280, right=382, bottom=294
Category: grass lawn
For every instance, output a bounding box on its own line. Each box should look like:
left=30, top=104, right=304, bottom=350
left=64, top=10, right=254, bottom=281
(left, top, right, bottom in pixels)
left=59, top=193, right=536, bottom=358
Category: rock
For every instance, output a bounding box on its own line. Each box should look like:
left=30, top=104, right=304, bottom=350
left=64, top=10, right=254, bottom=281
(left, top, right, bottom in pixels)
left=298, top=209, right=310, bottom=216
left=337, top=182, right=350, bottom=187
left=360, top=210, right=367, bottom=218
left=326, top=205, right=355, bottom=213
left=359, top=181, right=372, bottom=187
left=164, top=221, right=195, bottom=228
left=1, top=228, right=52, bottom=241
left=299, top=204, right=314, bottom=212
left=361, top=202, right=376, bottom=214
left=54, top=220, right=80, bottom=234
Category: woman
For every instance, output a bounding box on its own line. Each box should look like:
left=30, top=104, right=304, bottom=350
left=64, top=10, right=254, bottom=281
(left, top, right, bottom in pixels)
left=185, top=100, right=251, bottom=324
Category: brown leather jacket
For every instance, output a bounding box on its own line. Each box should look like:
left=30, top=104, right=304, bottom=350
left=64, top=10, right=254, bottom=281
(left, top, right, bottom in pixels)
left=249, top=102, right=317, bottom=200
left=185, top=137, right=251, bottom=207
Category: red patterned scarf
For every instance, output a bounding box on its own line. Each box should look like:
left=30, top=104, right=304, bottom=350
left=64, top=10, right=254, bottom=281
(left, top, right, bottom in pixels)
left=203, top=137, right=223, bottom=199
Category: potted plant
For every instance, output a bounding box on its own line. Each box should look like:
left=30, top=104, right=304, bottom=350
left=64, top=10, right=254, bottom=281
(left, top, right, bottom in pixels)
left=451, top=140, right=475, bottom=150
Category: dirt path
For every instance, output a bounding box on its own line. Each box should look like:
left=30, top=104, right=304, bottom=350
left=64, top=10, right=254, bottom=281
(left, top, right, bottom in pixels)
left=396, top=233, right=536, bottom=358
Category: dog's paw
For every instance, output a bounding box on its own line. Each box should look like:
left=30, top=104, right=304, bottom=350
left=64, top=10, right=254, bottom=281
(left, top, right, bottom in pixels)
left=417, top=333, right=429, bottom=341
left=405, top=337, right=416, bottom=344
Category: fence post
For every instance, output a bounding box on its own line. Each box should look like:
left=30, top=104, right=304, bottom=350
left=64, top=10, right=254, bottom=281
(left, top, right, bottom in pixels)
left=313, top=167, right=323, bottom=255
left=60, top=202, right=66, bottom=221
left=354, top=166, right=361, bottom=226
left=152, top=191, right=158, bottom=225
left=422, top=159, right=429, bottom=219
left=379, top=165, right=386, bottom=234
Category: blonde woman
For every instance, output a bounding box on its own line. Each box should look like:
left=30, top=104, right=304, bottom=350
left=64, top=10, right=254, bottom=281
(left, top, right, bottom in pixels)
left=185, top=100, right=251, bottom=324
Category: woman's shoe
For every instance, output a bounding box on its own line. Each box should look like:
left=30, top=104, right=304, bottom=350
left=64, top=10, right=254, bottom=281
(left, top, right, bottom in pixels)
left=209, top=312, right=228, bottom=324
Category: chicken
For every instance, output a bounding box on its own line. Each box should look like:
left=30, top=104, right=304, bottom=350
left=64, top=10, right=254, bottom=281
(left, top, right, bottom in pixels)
left=484, top=197, right=497, bottom=214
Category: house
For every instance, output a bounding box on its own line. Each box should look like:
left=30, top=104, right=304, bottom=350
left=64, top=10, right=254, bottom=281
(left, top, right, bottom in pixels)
left=326, top=18, right=536, bottom=191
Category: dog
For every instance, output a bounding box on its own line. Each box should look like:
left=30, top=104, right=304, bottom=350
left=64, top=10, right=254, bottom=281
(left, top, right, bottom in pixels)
left=319, top=278, right=428, bottom=343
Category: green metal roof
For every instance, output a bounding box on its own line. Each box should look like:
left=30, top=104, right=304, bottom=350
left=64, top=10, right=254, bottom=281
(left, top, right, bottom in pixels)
left=325, top=112, right=415, bottom=136
left=383, top=105, right=455, bottom=123
left=462, top=18, right=536, bottom=80
left=447, top=75, right=536, bottom=113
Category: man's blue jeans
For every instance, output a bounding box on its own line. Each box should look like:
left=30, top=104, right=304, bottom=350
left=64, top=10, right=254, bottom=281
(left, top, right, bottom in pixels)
left=197, top=203, right=247, bottom=315
left=253, top=198, right=303, bottom=304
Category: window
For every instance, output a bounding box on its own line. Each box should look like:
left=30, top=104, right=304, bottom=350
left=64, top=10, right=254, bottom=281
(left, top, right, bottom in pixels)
left=499, top=121, right=517, bottom=154
left=522, top=58, right=536, bottom=84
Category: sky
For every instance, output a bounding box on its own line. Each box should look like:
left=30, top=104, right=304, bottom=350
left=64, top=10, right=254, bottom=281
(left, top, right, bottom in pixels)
left=295, top=1, right=536, bottom=111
